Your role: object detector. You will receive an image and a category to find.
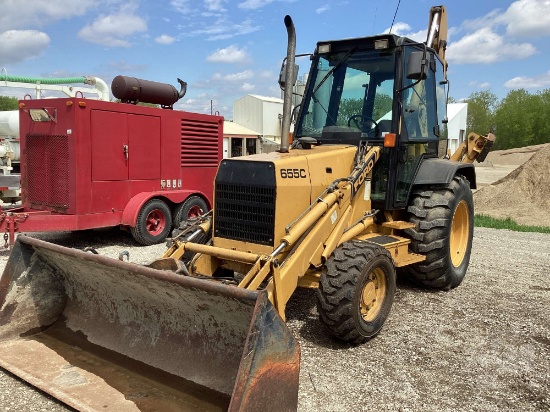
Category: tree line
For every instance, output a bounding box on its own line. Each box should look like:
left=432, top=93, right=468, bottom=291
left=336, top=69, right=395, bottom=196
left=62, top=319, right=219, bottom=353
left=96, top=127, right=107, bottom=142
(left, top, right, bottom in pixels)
left=464, top=89, right=550, bottom=150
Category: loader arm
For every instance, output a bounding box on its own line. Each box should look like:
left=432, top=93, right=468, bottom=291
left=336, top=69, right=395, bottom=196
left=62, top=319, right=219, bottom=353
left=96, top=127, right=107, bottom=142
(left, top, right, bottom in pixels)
left=449, top=132, right=496, bottom=163
left=170, top=145, right=382, bottom=319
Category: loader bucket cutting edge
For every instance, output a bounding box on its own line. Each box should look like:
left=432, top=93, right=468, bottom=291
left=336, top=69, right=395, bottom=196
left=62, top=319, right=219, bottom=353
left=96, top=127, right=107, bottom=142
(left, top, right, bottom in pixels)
left=0, top=235, right=300, bottom=411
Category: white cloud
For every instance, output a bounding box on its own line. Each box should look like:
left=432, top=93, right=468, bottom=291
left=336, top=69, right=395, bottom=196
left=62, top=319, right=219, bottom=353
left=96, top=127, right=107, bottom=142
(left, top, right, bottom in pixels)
left=447, top=27, right=536, bottom=64
left=238, top=0, right=275, bottom=10
left=468, top=81, right=491, bottom=90
left=155, top=34, right=176, bottom=45
left=459, top=0, right=550, bottom=38
left=384, top=23, right=426, bottom=43
left=0, top=30, right=50, bottom=66
left=0, top=0, right=95, bottom=30
left=207, top=45, right=250, bottom=63
left=205, top=0, right=227, bottom=12
left=504, top=71, right=550, bottom=88
left=186, top=18, right=260, bottom=41
left=242, top=83, right=255, bottom=91
left=78, top=5, right=147, bottom=47
left=108, top=60, right=148, bottom=73
left=501, top=0, right=550, bottom=37
left=213, top=70, right=254, bottom=82
left=316, top=5, right=330, bottom=14
left=171, top=0, right=191, bottom=13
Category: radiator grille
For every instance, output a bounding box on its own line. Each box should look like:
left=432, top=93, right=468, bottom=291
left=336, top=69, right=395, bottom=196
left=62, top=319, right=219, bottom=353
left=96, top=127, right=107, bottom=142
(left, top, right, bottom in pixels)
left=25, top=134, right=70, bottom=209
left=180, top=119, right=220, bottom=167
left=213, top=160, right=276, bottom=246
left=214, top=183, right=276, bottom=245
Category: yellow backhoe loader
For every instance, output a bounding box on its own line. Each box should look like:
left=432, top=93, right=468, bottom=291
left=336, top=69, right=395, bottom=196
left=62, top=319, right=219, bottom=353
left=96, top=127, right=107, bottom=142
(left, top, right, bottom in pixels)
left=0, top=6, right=494, bottom=411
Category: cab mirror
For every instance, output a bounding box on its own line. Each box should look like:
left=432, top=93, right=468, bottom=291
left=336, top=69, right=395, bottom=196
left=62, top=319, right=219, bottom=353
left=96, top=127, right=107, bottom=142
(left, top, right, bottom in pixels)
left=278, top=60, right=299, bottom=89
left=406, top=51, right=428, bottom=80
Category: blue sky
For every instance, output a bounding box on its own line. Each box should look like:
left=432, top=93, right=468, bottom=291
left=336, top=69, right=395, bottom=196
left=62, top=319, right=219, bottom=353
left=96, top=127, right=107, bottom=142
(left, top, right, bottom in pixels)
left=1, top=0, right=550, bottom=119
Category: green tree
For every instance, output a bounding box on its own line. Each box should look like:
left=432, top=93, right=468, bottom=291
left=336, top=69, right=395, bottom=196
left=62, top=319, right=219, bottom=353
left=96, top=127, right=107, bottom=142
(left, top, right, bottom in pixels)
left=373, top=94, right=393, bottom=120
left=494, top=89, right=537, bottom=149
left=465, top=91, right=498, bottom=137
left=336, top=95, right=393, bottom=127
left=532, top=89, right=550, bottom=145
left=337, top=98, right=363, bottom=126
left=0, top=96, right=18, bottom=111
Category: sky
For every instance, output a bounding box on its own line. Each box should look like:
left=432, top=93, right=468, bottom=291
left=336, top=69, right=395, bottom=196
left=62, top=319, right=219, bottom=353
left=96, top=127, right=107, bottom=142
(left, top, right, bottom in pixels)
left=1, top=0, right=550, bottom=119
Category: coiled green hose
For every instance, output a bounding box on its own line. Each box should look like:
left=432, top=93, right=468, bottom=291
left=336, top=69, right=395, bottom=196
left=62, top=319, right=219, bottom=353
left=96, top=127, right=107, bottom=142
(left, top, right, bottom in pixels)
left=0, top=75, right=87, bottom=85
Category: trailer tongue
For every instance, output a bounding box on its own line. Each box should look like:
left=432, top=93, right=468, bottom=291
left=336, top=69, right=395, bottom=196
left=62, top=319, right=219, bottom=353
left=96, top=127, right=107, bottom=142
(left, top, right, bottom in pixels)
left=0, top=235, right=300, bottom=411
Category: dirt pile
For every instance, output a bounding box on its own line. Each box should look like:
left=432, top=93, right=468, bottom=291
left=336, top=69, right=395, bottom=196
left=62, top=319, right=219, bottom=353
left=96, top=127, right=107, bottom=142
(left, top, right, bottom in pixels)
left=474, top=144, right=550, bottom=227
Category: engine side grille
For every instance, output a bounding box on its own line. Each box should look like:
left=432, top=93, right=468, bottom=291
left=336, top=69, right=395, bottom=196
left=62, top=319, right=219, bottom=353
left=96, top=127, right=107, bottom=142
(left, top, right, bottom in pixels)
left=214, top=160, right=276, bottom=246
left=180, top=118, right=220, bottom=167
left=25, top=134, right=70, bottom=209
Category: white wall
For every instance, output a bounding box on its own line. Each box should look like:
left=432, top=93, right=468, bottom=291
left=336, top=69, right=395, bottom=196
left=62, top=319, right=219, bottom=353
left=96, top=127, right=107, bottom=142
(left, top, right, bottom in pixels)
left=447, top=103, right=468, bottom=154
left=233, top=95, right=284, bottom=143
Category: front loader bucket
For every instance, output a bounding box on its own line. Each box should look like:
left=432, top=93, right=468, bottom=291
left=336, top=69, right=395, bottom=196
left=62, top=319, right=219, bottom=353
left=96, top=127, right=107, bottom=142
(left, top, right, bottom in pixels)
left=0, top=235, right=300, bottom=411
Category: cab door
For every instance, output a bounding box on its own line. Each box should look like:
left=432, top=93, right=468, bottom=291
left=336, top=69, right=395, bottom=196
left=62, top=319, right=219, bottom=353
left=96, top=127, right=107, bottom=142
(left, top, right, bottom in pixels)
left=390, top=50, right=442, bottom=208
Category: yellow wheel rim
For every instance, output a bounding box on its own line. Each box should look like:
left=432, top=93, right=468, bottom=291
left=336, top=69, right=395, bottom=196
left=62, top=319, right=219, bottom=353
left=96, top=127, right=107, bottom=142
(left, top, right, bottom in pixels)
left=360, top=267, right=386, bottom=322
left=450, top=200, right=470, bottom=267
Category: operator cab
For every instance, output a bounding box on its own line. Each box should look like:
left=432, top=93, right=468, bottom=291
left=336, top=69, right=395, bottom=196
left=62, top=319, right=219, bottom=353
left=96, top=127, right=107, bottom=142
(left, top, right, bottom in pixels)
left=293, top=34, right=448, bottom=209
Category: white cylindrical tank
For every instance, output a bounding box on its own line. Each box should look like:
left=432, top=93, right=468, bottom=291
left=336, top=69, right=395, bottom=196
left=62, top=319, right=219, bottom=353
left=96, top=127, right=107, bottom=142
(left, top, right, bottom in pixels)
left=0, top=140, right=20, bottom=161
left=0, top=111, right=19, bottom=137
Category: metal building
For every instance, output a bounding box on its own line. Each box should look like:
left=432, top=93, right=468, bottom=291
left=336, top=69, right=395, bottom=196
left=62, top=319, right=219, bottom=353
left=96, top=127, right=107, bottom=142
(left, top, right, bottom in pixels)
left=233, top=95, right=284, bottom=144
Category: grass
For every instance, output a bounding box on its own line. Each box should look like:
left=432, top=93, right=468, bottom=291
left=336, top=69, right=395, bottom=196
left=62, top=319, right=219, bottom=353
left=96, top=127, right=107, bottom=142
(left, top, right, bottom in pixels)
left=474, top=214, right=550, bottom=234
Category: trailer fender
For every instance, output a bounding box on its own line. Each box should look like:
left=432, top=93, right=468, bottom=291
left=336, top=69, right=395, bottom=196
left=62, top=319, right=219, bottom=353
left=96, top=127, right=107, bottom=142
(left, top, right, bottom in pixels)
left=413, top=158, right=476, bottom=189
left=121, top=191, right=209, bottom=227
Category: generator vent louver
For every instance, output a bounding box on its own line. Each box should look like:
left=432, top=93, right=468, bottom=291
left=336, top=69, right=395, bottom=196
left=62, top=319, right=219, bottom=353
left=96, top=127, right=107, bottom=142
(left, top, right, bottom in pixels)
left=25, top=134, right=70, bottom=209
left=180, top=119, right=220, bottom=167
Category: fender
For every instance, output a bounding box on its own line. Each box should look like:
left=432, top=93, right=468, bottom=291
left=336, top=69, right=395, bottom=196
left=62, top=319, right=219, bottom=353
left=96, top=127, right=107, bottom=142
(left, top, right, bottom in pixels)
left=121, top=190, right=210, bottom=227
left=413, top=158, right=476, bottom=189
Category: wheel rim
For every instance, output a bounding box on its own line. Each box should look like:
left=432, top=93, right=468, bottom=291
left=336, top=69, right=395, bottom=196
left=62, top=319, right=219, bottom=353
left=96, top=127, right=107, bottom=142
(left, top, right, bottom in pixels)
left=450, top=199, right=470, bottom=267
left=360, top=267, right=387, bottom=322
left=145, top=209, right=166, bottom=236
left=187, top=205, right=204, bottom=219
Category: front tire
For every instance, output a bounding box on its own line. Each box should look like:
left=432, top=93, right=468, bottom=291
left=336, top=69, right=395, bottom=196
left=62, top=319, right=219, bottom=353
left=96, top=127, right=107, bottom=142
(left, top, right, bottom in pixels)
left=317, top=240, right=396, bottom=344
left=131, top=199, right=172, bottom=245
left=405, top=175, right=474, bottom=290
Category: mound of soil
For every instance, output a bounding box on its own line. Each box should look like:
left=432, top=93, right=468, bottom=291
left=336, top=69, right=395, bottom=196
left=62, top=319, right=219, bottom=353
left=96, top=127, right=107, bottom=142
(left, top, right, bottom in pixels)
left=474, top=144, right=550, bottom=227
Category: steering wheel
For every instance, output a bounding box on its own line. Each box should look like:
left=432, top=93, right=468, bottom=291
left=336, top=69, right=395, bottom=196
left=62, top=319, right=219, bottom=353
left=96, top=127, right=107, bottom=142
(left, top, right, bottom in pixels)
left=347, top=115, right=380, bottom=137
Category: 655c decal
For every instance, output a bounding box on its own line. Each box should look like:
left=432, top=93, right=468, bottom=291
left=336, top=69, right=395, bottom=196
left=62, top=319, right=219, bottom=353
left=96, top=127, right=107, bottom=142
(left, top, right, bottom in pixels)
left=280, top=168, right=307, bottom=179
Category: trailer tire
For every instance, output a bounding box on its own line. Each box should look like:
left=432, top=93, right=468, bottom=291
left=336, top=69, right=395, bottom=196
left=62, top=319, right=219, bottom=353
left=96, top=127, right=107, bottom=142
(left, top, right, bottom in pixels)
left=317, top=240, right=396, bottom=344
left=405, top=175, right=474, bottom=290
left=131, top=199, right=172, bottom=245
left=173, top=196, right=208, bottom=229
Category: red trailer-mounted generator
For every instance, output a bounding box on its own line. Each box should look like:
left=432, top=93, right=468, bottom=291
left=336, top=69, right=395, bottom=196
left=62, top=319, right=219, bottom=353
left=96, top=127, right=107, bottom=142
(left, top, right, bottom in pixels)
left=0, top=95, right=223, bottom=246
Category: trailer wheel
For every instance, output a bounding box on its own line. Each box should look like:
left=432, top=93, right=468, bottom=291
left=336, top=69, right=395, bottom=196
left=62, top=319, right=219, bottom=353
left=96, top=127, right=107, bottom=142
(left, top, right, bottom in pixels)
left=173, top=196, right=209, bottom=229
left=405, top=174, right=474, bottom=290
left=131, top=199, right=172, bottom=245
left=317, top=240, right=396, bottom=344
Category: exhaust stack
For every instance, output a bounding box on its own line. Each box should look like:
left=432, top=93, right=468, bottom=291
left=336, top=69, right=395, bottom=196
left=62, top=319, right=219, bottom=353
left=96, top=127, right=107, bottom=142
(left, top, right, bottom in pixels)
left=280, top=15, right=296, bottom=153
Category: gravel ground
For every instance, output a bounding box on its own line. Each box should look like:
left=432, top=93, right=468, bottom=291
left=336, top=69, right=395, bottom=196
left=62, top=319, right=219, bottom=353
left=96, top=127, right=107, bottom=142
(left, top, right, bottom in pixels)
left=0, top=226, right=549, bottom=411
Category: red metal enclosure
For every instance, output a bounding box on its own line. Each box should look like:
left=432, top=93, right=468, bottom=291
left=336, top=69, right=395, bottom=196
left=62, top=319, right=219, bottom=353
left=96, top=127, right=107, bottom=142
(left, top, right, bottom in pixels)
left=0, top=97, right=222, bottom=245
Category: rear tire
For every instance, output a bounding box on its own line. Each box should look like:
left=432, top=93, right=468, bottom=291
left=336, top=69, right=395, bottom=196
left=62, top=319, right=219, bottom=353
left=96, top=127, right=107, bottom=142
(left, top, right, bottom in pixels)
left=405, top=175, right=474, bottom=290
left=173, top=196, right=208, bottom=229
left=131, top=199, right=172, bottom=245
left=317, top=240, right=396, bottom=344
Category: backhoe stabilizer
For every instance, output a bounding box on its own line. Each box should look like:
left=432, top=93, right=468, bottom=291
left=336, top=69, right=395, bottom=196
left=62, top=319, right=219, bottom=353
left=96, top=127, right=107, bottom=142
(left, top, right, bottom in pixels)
left=0, top=235, right=300, bottom=411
